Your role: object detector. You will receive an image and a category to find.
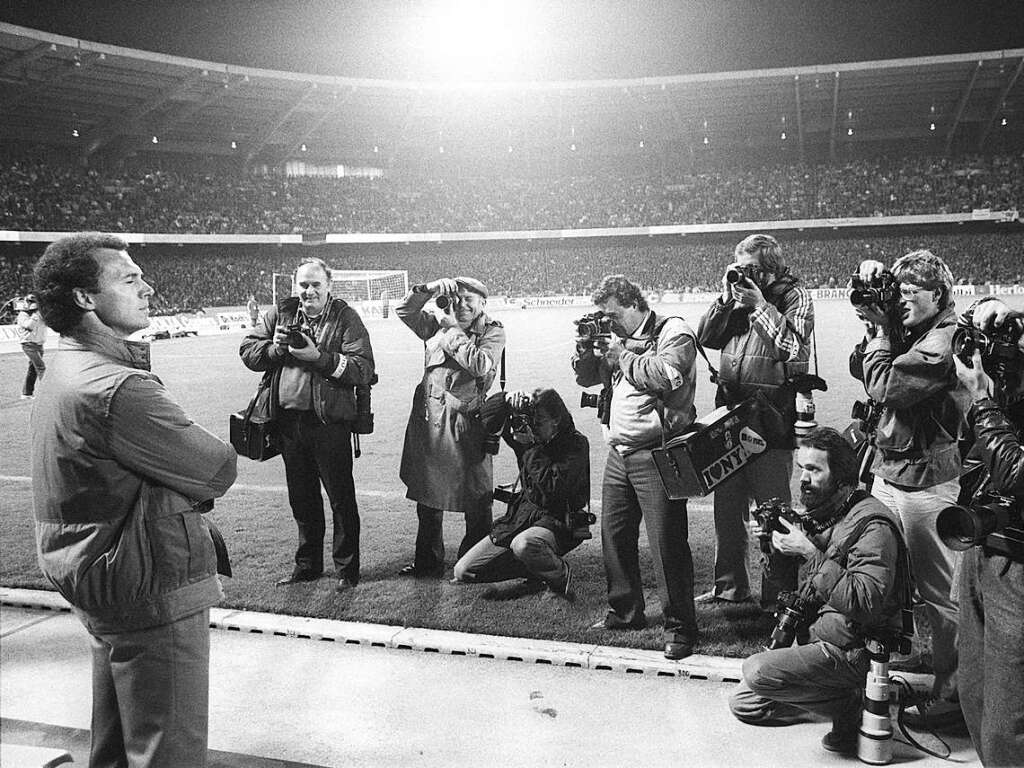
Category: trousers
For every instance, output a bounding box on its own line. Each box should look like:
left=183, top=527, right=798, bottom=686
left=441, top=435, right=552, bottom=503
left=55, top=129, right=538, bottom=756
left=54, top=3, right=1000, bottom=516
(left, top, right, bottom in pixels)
left=21, top=341, right=45, bottom=397
left=278, top=409, right=359, bottom=579
left=87, top=609, right=210, bottom=768
left=453, top=526, right=569, bottom=588
left=413, top=502, right=492, bottom=573
left=958, top=547, right=1024, bottom=767
left=872, top=476, right=960, bottom=701
left=601, top=447, right=697, bottom=642
left=710, top=448, right=799, bottom=606
left=729, top=641, right=868, bottom=729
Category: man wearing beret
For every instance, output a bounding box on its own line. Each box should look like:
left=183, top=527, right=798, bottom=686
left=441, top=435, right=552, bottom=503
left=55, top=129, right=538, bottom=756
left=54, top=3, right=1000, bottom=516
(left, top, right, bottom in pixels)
left=396, top=276, right=507, bottom=577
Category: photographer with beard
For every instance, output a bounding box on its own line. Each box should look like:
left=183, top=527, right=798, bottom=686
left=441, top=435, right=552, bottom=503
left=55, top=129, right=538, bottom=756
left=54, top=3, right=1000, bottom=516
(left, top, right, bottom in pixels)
left=452, top=388, right=589, bottom=600
left=696, top=233, right=814, bottom=609
left=729, top=427, right=907, bottom=756
left=850, top=249, right=965, bottom=730
left=951, top=296, right=1024, bottom=766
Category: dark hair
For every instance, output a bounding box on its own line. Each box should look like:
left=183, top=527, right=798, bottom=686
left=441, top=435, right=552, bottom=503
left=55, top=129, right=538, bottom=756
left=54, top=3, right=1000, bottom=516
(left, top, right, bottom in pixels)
left=798, top=426, right=859, bottom=489
left=33, top=232, right=129, bottom=333
left=735, top=234, right=785, bottom=274
left=531, top=387, right=575, bottom=434
left=591, top=275, right=648, bottom=312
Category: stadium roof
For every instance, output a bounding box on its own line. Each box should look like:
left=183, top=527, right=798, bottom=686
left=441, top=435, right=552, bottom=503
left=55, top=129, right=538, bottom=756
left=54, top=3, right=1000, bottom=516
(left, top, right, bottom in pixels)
left=1, top=21, right=1022, bottom=168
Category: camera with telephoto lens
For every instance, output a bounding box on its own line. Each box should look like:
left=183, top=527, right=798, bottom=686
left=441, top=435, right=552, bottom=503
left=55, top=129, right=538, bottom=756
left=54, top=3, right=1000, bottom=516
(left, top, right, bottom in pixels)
left=849, top=271, right=899, bottom=310
left=573, top=310, right=613, bottom=343
left=726, top=264, right=759, bottom=285
left=937, top=493, right=1024, bottom=561
left=435, top=294, right=460, bottom=311
left=851, top=398, right=884, bottom=434
left=352, top=374, right=378, bottom=435
left=951, top=316, right=1023, bottom=384
left=768, top=589, right=816, bottom=649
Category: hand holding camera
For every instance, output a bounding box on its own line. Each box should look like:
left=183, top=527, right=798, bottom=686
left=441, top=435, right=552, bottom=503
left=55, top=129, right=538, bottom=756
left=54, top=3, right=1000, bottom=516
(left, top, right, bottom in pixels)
left=274, top=323, right=318, bottom=361
left=724, top=264, right=766, bottom=308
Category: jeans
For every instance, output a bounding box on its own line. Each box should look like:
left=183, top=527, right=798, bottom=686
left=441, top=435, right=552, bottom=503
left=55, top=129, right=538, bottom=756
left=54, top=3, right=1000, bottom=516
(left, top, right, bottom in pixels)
left=88, top=609, right=210, bottom=768
left=730, top=641, right=868, bottom=730
left=413, top=502, right=492, bottom=573
left=601, top=447, right=697, bottom=642
left=958, top=547, right=1024, bottom=766
left=453, top=526, right=568, bottom=588
left=21, top=342, right=44, bottom=396
left=710, top=448, right=799, bottom=606
left=278, top=409, right=359, bottom=579
left=872, top=476, right=960, bottom=701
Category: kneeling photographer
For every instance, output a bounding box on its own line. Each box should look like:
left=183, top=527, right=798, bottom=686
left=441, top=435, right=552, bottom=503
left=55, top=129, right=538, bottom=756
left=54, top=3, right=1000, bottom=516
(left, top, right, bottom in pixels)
left=452, top=388, right=590, bottom=600
left=948, top=296, right=1024, bottom=767
left=730, top=427, right=910, bottom=756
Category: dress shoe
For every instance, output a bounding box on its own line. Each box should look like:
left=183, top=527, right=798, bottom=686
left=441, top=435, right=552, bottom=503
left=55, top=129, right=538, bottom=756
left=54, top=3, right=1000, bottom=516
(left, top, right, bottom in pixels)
left=276, top=569, right=322, bottom=586
left=664, top=639, right=695, bottom=660
left=589, top=616, right=647, bottom=631
left=821, top=728, right=858, bottom=754
left=397, top=564, right=443, bottom=578
left=335, top=577, right=358, bottom=593
left=695, top=590, right=752, bottom=605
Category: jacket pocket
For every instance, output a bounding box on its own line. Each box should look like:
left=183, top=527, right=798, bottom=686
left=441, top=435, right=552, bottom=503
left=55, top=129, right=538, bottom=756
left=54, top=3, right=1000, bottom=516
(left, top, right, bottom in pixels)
left=318, top=379, right=356, bottom=423
left=144, top=488, right=217, bottom=589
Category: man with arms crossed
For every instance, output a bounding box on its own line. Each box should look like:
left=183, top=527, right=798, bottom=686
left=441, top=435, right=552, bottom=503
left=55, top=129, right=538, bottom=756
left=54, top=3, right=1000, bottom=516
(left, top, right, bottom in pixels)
left=31, top=232, right=237, bottom=767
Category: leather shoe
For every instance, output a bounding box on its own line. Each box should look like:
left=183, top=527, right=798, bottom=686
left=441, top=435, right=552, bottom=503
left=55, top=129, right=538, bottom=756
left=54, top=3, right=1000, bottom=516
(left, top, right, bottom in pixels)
left=664, top=640, right=695, bottom=660
left=695, top=590, right=753, bottom=605
left=589, top=617, right=647, bottom=631
left=276, top=569, right=322, bottom=586
left=397, top=564, right=444, bottom=578
left=335, top=577, right=358, bottom=593
left=821, top=728, right=858, bottom=754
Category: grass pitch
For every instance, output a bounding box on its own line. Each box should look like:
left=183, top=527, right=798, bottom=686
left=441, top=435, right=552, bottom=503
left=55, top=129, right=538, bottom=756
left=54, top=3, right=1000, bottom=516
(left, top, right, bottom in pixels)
left=5, top=296, right=1018, bottom=656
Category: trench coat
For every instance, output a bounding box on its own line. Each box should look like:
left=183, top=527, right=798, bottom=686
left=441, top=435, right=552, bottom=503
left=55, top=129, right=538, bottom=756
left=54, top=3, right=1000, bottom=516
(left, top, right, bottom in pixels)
left=397, top=289, right=506, bottom=512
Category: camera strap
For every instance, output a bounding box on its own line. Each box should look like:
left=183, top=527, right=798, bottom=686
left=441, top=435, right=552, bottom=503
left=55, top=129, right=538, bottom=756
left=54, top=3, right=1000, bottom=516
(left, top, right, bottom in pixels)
left=649, top=317, right=719, bottom=451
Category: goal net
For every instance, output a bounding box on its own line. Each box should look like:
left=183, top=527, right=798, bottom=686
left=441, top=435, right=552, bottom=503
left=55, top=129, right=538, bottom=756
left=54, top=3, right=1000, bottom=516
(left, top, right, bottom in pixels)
left=273, top=269, right=409, bottom=308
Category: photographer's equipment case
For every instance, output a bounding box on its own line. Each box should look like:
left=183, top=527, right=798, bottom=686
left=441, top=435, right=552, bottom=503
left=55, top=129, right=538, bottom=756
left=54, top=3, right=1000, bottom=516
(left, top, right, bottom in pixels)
left=231, top=374, right=280, bottom=462
left=653, top=391, right=780, bottom=499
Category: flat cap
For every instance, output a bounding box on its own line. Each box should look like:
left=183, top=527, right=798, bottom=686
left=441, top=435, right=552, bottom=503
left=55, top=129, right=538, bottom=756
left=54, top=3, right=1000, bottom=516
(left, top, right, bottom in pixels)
left=455, top=276, right=488, bottom=298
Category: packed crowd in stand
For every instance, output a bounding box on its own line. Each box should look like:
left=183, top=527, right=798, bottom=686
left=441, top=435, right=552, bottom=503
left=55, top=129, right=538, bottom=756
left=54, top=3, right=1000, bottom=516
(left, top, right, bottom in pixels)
left=2, top=230, right=1023, bottom=310
left=2, top=153, right=1022, bottom=235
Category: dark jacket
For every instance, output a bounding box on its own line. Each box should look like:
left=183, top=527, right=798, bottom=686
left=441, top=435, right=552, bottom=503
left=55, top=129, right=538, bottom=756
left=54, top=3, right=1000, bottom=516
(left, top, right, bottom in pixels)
left=32, top=328, right=237, bottom=633
left=697, top=274, right=814, bottom=448
left=490, top=425, right=590, bottom=552
left=850, top=306, right=966, bottom=488
left=966, top=398, right=1024, bottom=497
left=239, top=295, right=375, bottom=423
left=805, top=492, right=905, bottom=649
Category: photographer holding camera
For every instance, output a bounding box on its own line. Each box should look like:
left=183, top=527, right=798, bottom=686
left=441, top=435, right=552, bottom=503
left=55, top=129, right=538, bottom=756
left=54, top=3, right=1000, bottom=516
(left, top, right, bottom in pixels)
left=452, top=388, right=590, bottom=599
left=396, top=276, right=506, bottom=578
left=950, top=296, right=1024, bottom=766
left=730, top=427, right=909, bottom=756
left=696, top=234, right=814, bottom=608
left=16, top=293, right=47, bottom=399
left=571, top=274, right=699, bottom=660
left=849, top=249, right=965, bottom=729
left=240, top=257, right=376, bottom=591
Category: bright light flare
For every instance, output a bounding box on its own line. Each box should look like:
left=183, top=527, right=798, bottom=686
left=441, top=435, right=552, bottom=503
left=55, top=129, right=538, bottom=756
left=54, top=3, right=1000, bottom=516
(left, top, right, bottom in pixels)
left=406, top=0, right=543, bottom=80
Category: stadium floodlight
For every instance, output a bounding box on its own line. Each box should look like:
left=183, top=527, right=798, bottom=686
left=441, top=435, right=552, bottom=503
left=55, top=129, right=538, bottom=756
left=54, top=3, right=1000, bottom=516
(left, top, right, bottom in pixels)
left=404, top=0, right=541, bottom=80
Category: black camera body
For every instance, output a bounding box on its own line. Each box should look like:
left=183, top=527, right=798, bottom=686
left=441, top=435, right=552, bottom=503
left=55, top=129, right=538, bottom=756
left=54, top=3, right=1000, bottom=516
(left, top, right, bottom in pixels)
left=726, top=264, right=759, bottom=285
left=751, top=498, right=810, bottom=555
left=768, top=590, right=815, bottom=649
left=851, top=398, right=884, bottom=433
left=281, top=323, right=311, bottom=348
left=937, top=493, right=1024, bottom=562
left=952, top=317, right=1023, bottom=383
left=574, top=311, right=613, bottom=343
left=569, top=510, right=597, bottom=540
left=849, top=271, right=899, bottom=310
left=435, top=294, right=459, bottom=311
left=493, top=483, right=518, bottom=505
left=580, top=388, right=612, bottom=425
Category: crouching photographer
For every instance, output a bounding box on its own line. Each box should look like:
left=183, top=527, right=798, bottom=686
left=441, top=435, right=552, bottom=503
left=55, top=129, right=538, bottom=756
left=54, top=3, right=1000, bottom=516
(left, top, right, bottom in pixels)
left=730, top=427, right=911, bottom=756
left=947, top=296, right=1024, bottom=767
left=452, top=388, right=590, bottom=600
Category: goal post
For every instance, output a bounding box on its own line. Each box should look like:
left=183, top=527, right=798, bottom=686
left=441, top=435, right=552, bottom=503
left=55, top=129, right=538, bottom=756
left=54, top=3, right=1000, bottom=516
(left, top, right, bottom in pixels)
left=272, top=269, right=409, bottom=307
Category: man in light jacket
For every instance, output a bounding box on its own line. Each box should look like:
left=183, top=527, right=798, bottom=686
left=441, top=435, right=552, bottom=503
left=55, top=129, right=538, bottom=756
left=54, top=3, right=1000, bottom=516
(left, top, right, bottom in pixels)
left=31, top=232, right=237, bottom=767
